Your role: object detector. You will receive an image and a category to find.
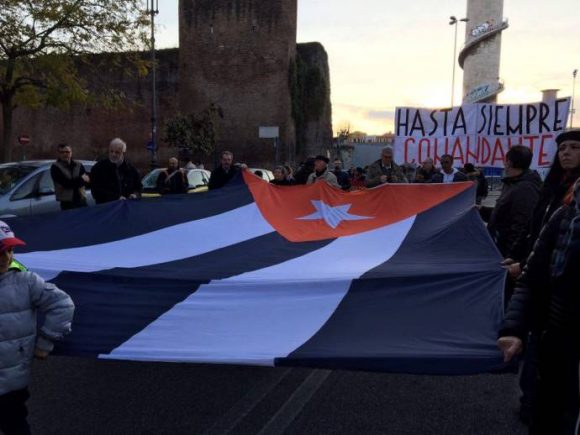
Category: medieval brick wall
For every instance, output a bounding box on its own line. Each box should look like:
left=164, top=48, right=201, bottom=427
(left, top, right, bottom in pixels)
left=179, top=0, right=297, bottom=166
left=6, top=0, right=333, bottom=171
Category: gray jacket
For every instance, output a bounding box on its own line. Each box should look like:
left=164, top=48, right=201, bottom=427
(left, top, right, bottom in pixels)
left=0, top=271, right=74, bottom=395
left=306, top=169, right=340, bottom=188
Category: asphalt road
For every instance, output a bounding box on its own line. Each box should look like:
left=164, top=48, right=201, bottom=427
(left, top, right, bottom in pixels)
left=27, top=357, right=526, bottom=435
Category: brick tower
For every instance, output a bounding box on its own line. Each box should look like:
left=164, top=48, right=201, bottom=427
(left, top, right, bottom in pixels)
left=179, top=0, right=298, bottom=165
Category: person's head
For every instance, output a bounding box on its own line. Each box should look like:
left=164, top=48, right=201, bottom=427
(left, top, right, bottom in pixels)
left=505, top=145, right=533, bottom=174
left=333, top=159, right=342, bottom=171
left=168, top=157, right=179, bottom=171
left=440, top=154, right=454, bottom=174
left=57, top=143, right=72, bottom=163
left=0, top=220, right=25, bottom=273
left=380, top=147, right=394, bottom=165
left=555, top=129, right=580, bottom=173
left=109, top=138, right=127, bottom=164
left=464, top=163, right=476, bottom=173
left=273, top=166, right=287, bottom=181
left=220, top=151, right=233, bottom=170
left=314, top=155, right=329, bottom=172
left=422, top=158, right=434, bottom=172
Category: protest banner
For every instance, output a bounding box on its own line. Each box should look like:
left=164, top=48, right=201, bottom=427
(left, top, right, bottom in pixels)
left=394, top=98, right=570, bottom=168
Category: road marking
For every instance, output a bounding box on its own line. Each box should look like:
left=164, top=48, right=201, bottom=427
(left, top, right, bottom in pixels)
left=203, top=368, right=291, bottom=435
left=257, top=369, right=332, bottom=435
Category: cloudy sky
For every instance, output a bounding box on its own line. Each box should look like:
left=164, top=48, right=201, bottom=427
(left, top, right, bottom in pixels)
left=154, top=0, right=580, bottom=134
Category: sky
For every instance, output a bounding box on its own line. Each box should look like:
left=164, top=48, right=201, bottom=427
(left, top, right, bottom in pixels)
left=154, top=0, right=580, bottom=135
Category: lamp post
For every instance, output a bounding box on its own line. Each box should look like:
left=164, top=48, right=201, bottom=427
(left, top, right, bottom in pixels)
left=571, top=69, right=578, bottom=128
left=147, top=0, right=159, bottom=169
left=449, top=16, right=469, bottom=107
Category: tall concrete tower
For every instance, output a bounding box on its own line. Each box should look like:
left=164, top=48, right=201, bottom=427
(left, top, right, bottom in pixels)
left=179, top=0, right=297, bottom=164
left=459, top=0, right=509, bottom=103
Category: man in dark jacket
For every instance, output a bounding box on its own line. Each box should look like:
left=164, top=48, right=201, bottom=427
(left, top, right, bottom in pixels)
left=208, top=151, right=239, bottom=190
left=365, top=146, right=408, bottom=187
left=90, top=138, right=142, bottom=204
left=157, top=157, right=188, bottom=194
left=332, top=159, right=351, bottom=190
left=479, top=145, right=541, bottom=258
left=50, top=143, right=90, bottom=210
left=432, top=154, right=468, bottom=183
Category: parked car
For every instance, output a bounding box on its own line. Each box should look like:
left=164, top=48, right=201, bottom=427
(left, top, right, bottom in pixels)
left=248, top=168, right=274, bottom=181
left=0, top=160, right=96, bottom=218
left=141, top=168, right=211, bottom=197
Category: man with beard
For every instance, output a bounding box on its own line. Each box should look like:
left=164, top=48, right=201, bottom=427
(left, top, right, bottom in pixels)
left=90, top=138, right=142, bottom=204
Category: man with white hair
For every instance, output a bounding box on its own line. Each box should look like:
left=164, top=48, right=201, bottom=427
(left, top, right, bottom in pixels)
left=90, top=138, right=142, bottom=204
left=365, top=146, right=408, bottom=187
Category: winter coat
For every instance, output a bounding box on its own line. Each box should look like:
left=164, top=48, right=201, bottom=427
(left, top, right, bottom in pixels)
left=208, top=166, right=240, bottom=190
left=482, top=170, right=542, bottom=258
left=365, top=160, right=408, bottom=187
left=0, top=271, right=74, bottom=395
left=306, top=169, right=340, bottom=188
left=157, top=169, right=188, bottom=194
left=431, top=170, right=468, bottom=183
left=50, top=160, right=88, bottom=205
left=90, top=159, right=142, bottom=204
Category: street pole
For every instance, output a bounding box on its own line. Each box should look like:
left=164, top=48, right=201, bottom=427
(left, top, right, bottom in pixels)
left=571, top=69, right=577, bottom=128
left=449, top=16, right=469, bottom=107
left=147, top=0, right=159, bottom=169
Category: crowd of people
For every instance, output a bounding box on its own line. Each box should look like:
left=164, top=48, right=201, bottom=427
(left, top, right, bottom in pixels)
left=0, top=130, right=579, bottom=434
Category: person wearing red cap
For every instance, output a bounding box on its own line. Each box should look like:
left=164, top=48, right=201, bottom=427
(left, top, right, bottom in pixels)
left=0, top=221, right=74, bottom=435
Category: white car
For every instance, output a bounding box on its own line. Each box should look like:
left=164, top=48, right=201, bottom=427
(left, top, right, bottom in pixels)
left=0, top=160, right=96, bottom=217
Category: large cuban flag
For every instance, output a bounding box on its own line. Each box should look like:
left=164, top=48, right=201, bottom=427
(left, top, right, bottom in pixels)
left=10, top=172, right=506, bottom=374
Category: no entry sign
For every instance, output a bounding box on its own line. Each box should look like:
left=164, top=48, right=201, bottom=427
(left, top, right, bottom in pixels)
left=18, top=135, right=31, bottom=145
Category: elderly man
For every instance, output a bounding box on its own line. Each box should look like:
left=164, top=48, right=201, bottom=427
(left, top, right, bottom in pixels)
left=306, top=155, right=340, bottom=188
left=414, top=157, right=439, bottom=183
left=208, top=151, right=240, bottom=190
left=90, top=138, right=142, bottom=204
left=365, top=146, right=407, bottom=187
left=157, top=158, right=188, bottom=195
left=50, top=143, right=90, bottom=210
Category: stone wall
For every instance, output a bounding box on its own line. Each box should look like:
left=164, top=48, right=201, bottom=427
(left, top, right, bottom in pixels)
left=5, top=0, right=333, bottom=171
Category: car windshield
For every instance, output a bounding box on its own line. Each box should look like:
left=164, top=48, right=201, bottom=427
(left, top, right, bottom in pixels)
left=0, top=165, right=38, bottom=195
left=142, top=169, right=163, bottom=189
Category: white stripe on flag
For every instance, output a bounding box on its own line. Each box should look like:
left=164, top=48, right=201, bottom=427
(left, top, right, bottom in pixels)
left=18, top=203, right=274, bottom=280
left=101, top=216, right=416, bottom=365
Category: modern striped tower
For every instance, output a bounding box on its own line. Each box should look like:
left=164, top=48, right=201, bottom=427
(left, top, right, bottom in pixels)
left=459, top=0, right=509, bottom=103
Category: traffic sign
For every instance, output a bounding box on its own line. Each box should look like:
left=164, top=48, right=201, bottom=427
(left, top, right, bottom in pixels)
left=18, top=135, right=30, bottom=145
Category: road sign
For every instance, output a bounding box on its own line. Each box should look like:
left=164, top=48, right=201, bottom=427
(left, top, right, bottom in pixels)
left=18, top=135, right=31, bottom=145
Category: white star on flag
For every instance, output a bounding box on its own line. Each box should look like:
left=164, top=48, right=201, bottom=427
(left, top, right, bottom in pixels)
left=297, top=200, right=373, bottom=229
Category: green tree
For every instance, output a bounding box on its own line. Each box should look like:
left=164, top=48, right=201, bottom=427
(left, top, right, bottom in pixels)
left=0, top=0, right=149, bottom=161
left=163, top=104, right=224, bottom=161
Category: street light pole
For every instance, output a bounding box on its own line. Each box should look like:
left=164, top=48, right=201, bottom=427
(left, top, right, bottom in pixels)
left=449, top=16, right=469, bottom=107
left=571, top=69, right=578, bottom=128
left=147, top=0, right=159, bottom=169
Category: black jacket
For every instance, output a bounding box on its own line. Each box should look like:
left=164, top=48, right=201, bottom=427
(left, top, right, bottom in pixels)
left=90, top=159, right=142, bottom=204
left=431, top=170, right=468, bottom=183
left=157, top=169, right=188, bottom=194
left=50, top=160, right=87, bottom=205
left=208, top=166, right=239, bottom=190
left=481, top=170, right=542, bottom=258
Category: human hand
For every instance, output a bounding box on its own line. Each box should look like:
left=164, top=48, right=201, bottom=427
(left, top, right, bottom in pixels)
left=34, top=348, right=49, bottom=360
left=129, top=193, right=138, bottom=200
left=497, top=336, right=523, bottom=363
left=501, top=258, right=515, bottom=266
left=119, top=196, right=127, bottom=200
left=380, top=175, right=388, bottom=183
left=81, top=174, right=90, bottom=183
left=507, top=263, right=522, bottom=279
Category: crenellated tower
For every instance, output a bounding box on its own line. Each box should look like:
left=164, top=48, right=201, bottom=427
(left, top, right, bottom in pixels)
left=179, top=0, right=298, bottom=164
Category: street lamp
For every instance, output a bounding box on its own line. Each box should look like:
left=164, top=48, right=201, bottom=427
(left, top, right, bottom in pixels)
left=571, top=69, right=578, bottom=128
left=147, top=0, right=159, bottom=169
left=449, top=15, right=469, bottom=107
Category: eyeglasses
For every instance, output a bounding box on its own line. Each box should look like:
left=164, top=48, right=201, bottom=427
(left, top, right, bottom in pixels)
left=59, top=150, right=71, bottom=154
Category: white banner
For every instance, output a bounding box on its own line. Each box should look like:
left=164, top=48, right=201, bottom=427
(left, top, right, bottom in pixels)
left=394, top=99, right=571, bottom=169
